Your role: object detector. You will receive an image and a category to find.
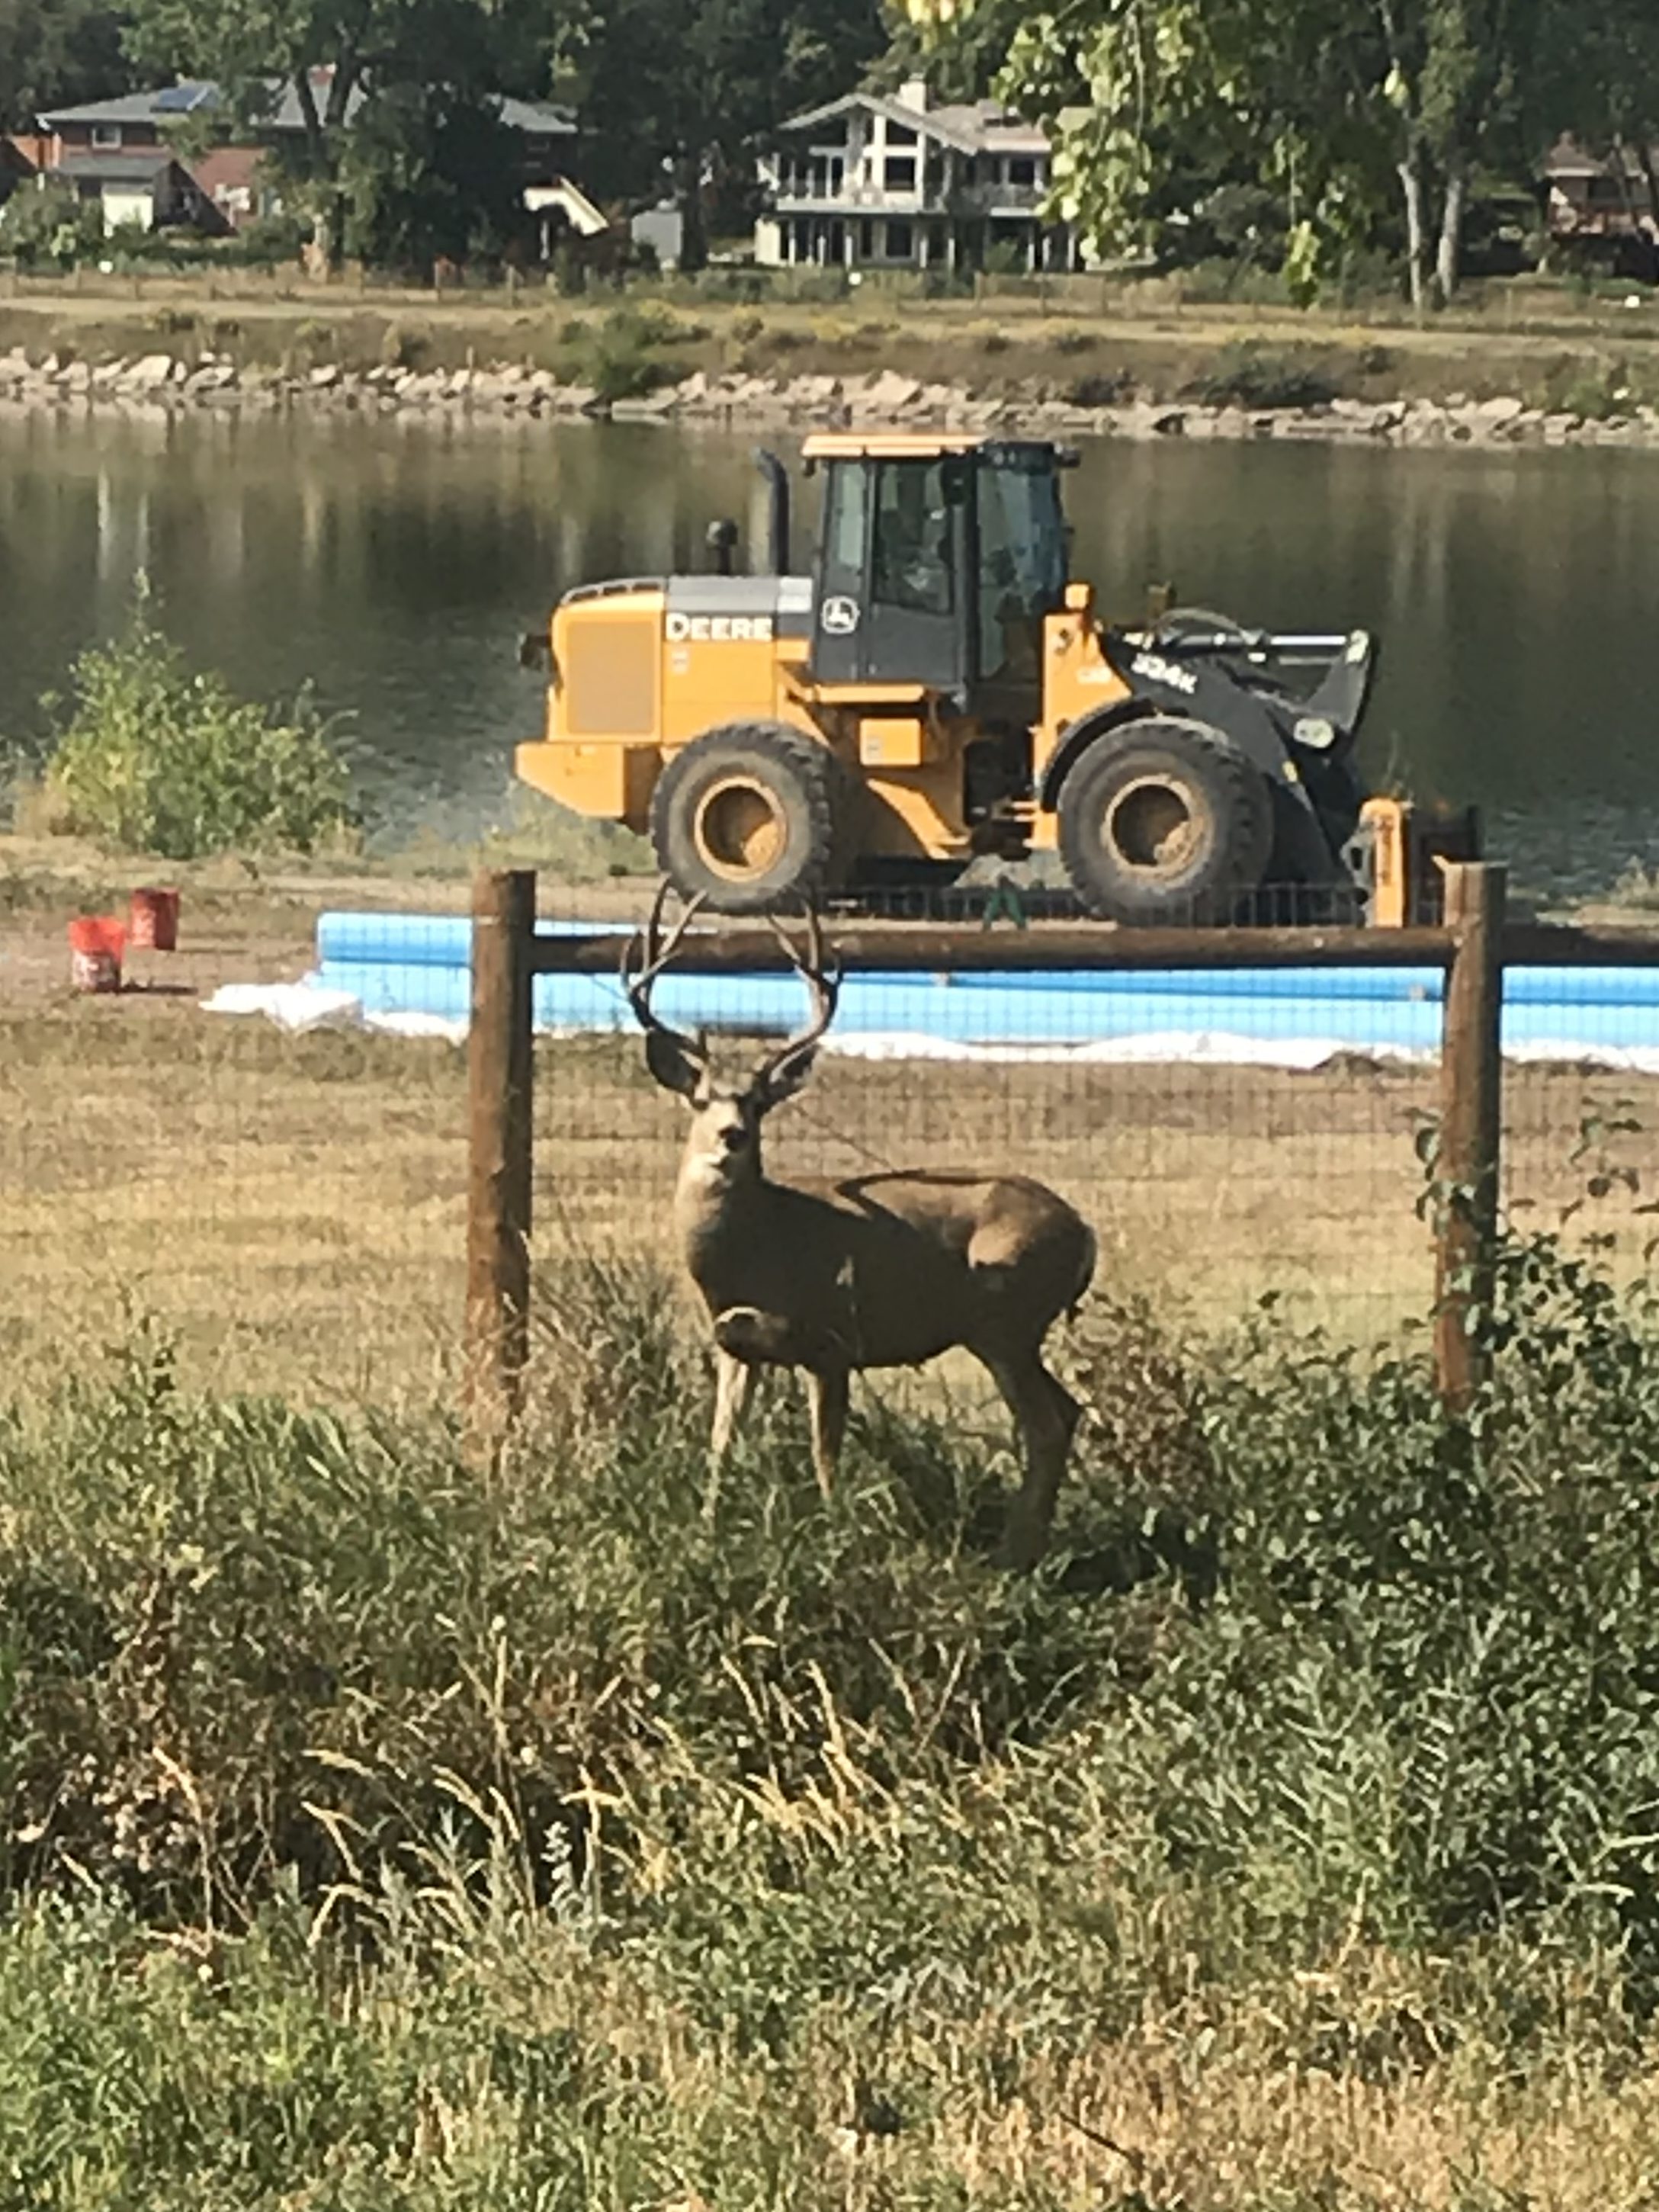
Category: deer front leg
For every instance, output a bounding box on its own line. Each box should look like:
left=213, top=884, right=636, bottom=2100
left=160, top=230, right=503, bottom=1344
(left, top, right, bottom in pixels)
left=710, top=1347, right=755, bottom=1464
left=804, top=1366, right=849, bottom=1500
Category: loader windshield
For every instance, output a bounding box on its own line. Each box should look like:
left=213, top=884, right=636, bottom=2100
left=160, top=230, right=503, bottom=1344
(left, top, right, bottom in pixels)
left=976, top=448, right=1066, bottom=683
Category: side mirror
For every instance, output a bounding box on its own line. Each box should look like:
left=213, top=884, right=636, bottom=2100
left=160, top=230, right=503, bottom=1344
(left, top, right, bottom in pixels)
left=706, top=518, right=740, bottom=576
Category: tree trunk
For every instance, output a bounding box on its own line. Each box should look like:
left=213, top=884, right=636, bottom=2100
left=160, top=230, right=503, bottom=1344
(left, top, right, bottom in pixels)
left=293, top=56, right=355, bottom=274
left=1632, top=139, right=1659, bottom=281
left=677, top=149, right=708, bottom=274
left=1435, top=156, right=1467, bottom=303
left=1398, top=139, right=1429, bottom=313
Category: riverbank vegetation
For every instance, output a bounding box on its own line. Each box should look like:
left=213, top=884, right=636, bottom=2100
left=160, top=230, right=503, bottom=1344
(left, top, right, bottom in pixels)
left=8, top=1237, right=1659, bottom=2204
left=32, top=589, right=359, bottom=861
left=12, top=272, right=1659, bottom=421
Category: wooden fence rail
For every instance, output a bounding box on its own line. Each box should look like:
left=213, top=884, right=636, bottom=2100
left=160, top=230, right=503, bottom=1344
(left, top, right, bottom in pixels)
left=465, top=863, right=1529, bottom=1433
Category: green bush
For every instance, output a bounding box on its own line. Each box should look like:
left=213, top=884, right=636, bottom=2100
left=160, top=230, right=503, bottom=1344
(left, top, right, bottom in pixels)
left=0, top=178, right=103, bottom=271
left=1190, top=339, right=1341, bottom=409
left=566, top=305, right=691, bottom=403
left=41, top=591, right=359, bottom=859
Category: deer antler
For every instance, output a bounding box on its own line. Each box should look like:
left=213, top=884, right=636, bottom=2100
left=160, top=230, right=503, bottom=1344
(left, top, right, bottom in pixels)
left=756, top=899, right=840, bottom=1101
left=624, top=880, right=711, bottom=1093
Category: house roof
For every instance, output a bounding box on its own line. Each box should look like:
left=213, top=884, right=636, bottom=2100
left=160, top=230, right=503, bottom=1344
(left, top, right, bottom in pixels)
left=777, top=89, right=1049, bottom=158
left=39, top=77, right=575, bottom=139
left=37, top=83, right=217, bottom=127
left=1541, top=133, right=1654, bottom=180
left=56, top=150, right=182, bottom=186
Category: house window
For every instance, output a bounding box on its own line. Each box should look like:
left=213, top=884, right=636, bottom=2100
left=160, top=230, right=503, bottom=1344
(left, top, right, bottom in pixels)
left=885, top=218, right=913, bottom=260
left=884, top=156, right=916, bottom=191
left=858, top=218, right=874, bottom=258
left=1009, top=156, right=1036, bottom=187
left=91, top=124, right=123, bottom=149
left=885, top=120, right=917, bottom=146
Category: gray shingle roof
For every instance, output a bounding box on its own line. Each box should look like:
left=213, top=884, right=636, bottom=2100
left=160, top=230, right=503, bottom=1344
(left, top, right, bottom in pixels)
left=778, top=91, right=1049, bottom=157
left=39, top=79, right=574, bottom=139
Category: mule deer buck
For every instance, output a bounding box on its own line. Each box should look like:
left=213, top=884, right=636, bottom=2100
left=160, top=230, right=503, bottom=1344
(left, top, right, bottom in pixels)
left=624, top=885, right=1096, bottom=1566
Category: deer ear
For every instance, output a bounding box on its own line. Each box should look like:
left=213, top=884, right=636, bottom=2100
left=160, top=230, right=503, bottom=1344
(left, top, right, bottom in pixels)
left=645, top=1028, right=704, bottom=1099
left=757, top=1043, right=817, bottom=1109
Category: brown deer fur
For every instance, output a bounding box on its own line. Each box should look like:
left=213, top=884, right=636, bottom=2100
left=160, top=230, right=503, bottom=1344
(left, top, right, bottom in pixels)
left=626, top=889, right=1096, bottom=1567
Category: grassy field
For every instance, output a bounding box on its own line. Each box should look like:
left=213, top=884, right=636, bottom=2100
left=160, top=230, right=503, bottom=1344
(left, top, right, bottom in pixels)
left=10, top=263, right=1659, bottom=411
left=8, top=1234, right=1659, bottom=2206
left=7, top=833, right=1659, bottom=1402
left=12, top=831, right=1659, bottom=2201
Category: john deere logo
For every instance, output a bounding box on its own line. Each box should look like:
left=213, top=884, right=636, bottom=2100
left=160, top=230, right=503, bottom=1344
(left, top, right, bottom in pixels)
left=665, top=613, right=774, bottom=642
left=821, top=596, right=861, bottom=635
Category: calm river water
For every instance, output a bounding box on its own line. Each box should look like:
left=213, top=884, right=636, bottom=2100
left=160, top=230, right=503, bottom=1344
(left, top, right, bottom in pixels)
left=0, top=406, right=1654, bottom=902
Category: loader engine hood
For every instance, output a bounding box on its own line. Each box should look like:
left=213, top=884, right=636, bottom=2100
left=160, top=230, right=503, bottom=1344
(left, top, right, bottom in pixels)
left=656, top=573, right=817, bottom=642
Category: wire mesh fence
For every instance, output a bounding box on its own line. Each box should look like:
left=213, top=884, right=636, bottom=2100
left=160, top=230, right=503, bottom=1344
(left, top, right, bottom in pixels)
left=9, top=872, right=1659, bottom=1408
left=0, top=901, right=472, bottom=1399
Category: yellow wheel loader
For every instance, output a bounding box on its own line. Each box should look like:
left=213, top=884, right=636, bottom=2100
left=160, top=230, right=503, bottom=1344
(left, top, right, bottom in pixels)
left=515, top=434, right=1472, bottom=923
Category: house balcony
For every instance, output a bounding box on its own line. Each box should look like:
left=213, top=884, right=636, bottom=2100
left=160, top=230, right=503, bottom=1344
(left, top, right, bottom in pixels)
left=765, top=181, right=1050, bottom=220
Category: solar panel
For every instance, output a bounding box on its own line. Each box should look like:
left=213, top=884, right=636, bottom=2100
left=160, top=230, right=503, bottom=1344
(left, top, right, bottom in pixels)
left=154, top=82, right=214, bottom=112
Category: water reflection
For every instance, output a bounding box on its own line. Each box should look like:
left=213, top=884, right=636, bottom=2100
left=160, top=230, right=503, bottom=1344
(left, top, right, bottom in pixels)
left=0, top=407, right=1652, bottom=897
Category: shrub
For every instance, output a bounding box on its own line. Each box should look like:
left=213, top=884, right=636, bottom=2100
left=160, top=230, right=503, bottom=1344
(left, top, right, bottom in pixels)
left=0, top=178, right=102, bottom=270
left=1065, top=369, right=1131, bottom=406
left=1190, top=339, right=1340, bottom=410
left=41, top=588, right=359, bottom=860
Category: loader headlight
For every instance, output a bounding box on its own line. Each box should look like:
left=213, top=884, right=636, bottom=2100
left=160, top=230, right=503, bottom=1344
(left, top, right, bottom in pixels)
left=1293, top=714, right=1337, bottom=751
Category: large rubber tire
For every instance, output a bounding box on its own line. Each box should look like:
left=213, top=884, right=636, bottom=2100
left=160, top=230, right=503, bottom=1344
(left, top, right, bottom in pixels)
left=650, top=721, right=853, bottom=913
left=1057, top=718, right=1275, bottom=925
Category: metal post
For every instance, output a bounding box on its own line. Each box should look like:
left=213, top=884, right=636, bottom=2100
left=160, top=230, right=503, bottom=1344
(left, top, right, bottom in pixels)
left=465, top=869, right=535, bottom=1443
left=1434, top=861, right=1507, bottom=1412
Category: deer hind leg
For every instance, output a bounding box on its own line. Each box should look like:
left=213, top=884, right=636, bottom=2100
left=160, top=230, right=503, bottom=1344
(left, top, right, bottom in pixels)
left=980, top=1347, right=1082, bottom=1570
left=804, top=1366, right=849, bottom=1501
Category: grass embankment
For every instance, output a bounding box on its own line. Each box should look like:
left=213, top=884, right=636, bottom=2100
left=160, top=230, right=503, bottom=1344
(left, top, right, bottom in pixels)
left=10, top=267, right=1659, bottom=413
left=9, top=1241, right=1659, bottom=2206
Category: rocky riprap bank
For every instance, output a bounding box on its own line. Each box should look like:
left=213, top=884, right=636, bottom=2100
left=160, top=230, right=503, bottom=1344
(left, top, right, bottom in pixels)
left=3, top=345, right=1656, bottom=448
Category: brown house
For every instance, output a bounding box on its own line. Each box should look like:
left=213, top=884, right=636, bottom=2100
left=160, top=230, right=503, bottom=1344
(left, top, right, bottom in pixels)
left=1543, top=135, right=1659, bottom=241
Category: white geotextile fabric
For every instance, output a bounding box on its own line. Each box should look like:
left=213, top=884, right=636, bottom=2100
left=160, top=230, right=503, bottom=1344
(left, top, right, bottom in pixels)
left=201, top=982, right=1659, bottom=1075
left=201, top=982, right=468, bottom=1044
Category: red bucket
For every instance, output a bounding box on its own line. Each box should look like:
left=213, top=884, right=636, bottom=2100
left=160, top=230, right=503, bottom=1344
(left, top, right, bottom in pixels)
left=68, top=916, right=125, bottom=995
left=129, top=886, right=179, bottom=952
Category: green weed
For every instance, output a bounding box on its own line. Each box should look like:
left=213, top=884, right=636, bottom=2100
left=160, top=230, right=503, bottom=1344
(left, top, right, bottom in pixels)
left=39, top=586, right=360, bottom=860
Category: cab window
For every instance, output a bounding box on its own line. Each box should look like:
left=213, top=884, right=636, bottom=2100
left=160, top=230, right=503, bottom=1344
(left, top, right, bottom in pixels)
left=871, top=461, right=955, bottom=618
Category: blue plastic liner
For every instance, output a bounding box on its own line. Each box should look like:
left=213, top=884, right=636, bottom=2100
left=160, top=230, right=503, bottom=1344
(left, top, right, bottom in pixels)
left=310, top=912, right=1659, bottom=1054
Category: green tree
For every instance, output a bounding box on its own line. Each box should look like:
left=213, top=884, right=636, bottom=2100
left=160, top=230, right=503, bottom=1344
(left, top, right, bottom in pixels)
left=1532, top=0, right=1659, bottom=276
left=121, top=0, right=553, bottom=266
left=919, top=0, right=1546, bottom=304
left=340, top=82, right=532, bottom=273
left=568, top=0, right=884, bottom=268
left=0, top=0, right=133, bottom=128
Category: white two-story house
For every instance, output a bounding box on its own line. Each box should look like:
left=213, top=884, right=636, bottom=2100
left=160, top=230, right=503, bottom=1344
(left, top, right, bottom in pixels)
left=756, top=79, right=1092, bottom=276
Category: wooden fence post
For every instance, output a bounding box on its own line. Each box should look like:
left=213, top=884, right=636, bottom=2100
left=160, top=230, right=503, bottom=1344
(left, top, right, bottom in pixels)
left=465, top=868, right=535, bottom=1442
left=1434, top=861, right=1507, bottom=1411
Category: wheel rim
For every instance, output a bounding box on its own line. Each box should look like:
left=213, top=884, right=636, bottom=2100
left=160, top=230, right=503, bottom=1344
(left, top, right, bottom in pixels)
left=693, top=775, right=788, bottom=881
left=1105, top=775, right=1205, bottom=876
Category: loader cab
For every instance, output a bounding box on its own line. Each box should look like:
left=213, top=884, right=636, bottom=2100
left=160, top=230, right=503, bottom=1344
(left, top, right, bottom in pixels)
left=806, top=436, right=1070, bottom=715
